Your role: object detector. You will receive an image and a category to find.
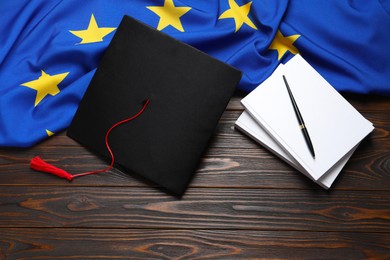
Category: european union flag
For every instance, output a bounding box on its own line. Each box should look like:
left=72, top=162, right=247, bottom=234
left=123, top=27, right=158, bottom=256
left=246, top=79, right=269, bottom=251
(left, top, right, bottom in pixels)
left=280, top=0, right=390, bottom=95
left=1, top=0, right=389, bottom=147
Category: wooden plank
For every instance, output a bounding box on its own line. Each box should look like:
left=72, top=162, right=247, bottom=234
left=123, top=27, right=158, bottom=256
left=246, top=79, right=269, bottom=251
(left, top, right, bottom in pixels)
left=0, top=187, right=389, bottom=231
left=0, top=143, right=389, bottom=190
left=0, top=143, right=390, bottom=190
left=0, top=228, right=389, bottom=259
left=0, top=149, right=388, bottom=190
left=0, top=108, right=388, bottom=189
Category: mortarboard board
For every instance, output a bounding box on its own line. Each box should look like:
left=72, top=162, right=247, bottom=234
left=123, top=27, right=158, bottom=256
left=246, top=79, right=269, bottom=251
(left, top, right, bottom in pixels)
left=63, top=16, right=242, bottom=196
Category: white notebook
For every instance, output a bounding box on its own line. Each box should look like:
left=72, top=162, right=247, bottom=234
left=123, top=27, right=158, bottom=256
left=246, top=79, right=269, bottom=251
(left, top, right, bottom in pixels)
left=241, top=55, right=374, bottom=182
left=235, top=111, right=359, bottom=188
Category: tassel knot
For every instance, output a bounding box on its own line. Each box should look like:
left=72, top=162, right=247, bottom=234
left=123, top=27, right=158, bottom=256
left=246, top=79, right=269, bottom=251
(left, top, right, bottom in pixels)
left=30, top=156, right=74, bottom=181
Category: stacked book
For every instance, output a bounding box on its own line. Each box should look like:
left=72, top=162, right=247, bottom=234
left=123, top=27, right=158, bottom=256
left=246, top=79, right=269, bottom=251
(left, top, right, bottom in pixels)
left=235, top=55, right=374, bottom=188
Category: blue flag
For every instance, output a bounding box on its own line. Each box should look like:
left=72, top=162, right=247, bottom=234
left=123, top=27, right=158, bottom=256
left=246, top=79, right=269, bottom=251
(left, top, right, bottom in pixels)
left=1, top=0, right=389, bottom=147
left=280, top=0, right=390, bottom=94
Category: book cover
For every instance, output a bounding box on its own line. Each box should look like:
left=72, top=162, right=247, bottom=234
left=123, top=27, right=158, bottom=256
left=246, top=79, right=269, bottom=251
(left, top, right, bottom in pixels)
left=241, top=55, right=373, bottom=181
left=235, top=110, right=359, bottom=188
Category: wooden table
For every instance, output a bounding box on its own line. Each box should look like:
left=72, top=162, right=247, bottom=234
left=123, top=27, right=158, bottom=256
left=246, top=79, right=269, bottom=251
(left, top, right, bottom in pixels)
left=1, top=93, right=389, bottom=259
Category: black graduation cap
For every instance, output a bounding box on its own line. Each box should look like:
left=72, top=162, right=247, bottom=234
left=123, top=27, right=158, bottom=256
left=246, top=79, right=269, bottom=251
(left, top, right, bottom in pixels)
left=37, top=16, right=241, bottom=196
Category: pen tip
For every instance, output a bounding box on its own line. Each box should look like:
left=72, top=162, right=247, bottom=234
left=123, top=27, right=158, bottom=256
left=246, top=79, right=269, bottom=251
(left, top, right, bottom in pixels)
left=310, top=148, right=315, bottom=159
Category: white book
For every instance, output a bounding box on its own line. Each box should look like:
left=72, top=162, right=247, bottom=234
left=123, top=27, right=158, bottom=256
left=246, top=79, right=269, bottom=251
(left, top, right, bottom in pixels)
left=235, top=111, right=359, bottom=188
left=241, top=55, right=374, bottom=181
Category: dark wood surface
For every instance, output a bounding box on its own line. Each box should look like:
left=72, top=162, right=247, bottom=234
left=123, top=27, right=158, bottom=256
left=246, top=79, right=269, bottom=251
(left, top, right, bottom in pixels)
left=0, top=92, right=389, bottom=259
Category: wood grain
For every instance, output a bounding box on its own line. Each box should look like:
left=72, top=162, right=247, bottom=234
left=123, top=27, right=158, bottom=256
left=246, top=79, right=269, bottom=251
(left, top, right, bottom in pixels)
left=0, top=146, right=389, bottom=190
left=0, top=109, right=388, bottom=189
left=0, top=94, right=389, bottom=259
left=0, top=228, right=389, bottom=259
left=0, top=187, right=389, bottom=231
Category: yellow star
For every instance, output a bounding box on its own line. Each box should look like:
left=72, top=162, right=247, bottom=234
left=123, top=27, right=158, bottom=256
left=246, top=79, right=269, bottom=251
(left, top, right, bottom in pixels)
left=21, top=70, right=69, bottom=107
left=269, top=30, right=301, bottom=60
left=219, top=0, right=257, bottom=32
left=147, top=0, right=191, bottom=32
left=46, top=129, right=55, bottom=136
left=69, top=14, right=116, bottom=44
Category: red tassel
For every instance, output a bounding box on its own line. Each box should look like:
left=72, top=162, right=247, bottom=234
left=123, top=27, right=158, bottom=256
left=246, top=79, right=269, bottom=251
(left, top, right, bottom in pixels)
left=30, top=156, right=74, bottom=181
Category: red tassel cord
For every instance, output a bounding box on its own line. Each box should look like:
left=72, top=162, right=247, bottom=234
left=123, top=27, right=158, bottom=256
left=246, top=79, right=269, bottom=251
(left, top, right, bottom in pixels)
left=30, top=99, right=150, bottom=180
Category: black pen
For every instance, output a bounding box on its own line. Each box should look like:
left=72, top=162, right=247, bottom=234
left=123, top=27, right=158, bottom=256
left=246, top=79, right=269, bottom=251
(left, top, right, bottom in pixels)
left=282, top=75, right=315, bottom=158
